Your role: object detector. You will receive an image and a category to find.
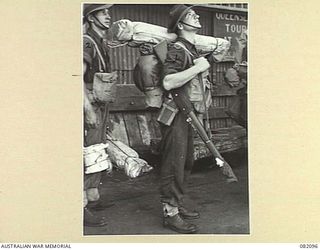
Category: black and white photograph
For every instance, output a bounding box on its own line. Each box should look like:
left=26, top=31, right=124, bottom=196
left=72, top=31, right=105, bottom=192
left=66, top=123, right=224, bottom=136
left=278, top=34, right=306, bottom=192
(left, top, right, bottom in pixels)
left=82, top=3, right=249, bottom=235
left=3, top=0, right=320, bottom=245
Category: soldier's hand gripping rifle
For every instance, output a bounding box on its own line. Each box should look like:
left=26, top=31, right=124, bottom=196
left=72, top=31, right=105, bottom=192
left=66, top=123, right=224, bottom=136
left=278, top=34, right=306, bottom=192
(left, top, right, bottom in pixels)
left=154, top=40, right=238, bottom=183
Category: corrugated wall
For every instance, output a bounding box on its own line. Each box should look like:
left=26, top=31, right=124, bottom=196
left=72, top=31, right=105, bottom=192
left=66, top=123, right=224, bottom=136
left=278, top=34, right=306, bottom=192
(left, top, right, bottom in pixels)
left=109, top=4, right=173, bottom=84
left=109, top=4, right=246, bottom=129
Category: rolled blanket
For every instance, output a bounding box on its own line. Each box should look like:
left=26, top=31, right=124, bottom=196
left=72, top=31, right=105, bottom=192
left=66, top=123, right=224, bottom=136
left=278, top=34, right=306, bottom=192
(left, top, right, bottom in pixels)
left=83, top=143, right=113, bottom=174
left=110, top=19, right=176, bottom=43
left=106, top=138, right=153, bottom=178
left=132, top=22, right=177, bottom=44
left=194, top=34, right=230, bottom=61
left=111, top=19, right=230, bottom=61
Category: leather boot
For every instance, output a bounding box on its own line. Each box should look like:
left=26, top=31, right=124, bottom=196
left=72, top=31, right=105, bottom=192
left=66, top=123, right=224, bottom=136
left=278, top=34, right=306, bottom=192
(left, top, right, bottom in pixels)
left=83, top=207, right=108, bottom=227
left=179, top=207, right=200, bottom=220
left=163, top=214, right=198, bottom=234
left=86, top=200, right=115, bottom=211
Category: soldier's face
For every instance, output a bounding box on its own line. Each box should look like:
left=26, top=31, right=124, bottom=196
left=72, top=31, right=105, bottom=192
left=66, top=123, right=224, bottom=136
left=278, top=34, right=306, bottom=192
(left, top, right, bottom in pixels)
left=181, top=9, right=201, bottom=30
left=93, top=8, right=111, bottom=29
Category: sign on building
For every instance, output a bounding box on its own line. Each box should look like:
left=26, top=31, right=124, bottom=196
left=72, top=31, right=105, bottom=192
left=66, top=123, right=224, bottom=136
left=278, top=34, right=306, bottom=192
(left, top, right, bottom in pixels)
left=214, top=12, right=248, bottom=61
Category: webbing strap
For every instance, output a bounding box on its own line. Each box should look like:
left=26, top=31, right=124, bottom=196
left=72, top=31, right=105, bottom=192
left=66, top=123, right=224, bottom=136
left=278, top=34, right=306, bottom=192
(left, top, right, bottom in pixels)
left=84, top=34, right=106, bottom=72
left=174, top=41, right=194, bottom=58
left=174, top=41, right=193, bottom=67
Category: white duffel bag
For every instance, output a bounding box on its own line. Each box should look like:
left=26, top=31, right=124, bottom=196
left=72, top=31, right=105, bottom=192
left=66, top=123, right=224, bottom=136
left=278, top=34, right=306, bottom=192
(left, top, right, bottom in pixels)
left=110, top=19, right=230, bottom=61
left=83, top=143, right=112, bottom=174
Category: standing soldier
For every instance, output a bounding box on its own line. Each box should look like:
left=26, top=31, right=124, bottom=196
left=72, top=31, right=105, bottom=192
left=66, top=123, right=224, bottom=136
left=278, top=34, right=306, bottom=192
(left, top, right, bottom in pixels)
left=82, top=4, right=113, bottom=227
left=158, top=5, right=211, bottom=234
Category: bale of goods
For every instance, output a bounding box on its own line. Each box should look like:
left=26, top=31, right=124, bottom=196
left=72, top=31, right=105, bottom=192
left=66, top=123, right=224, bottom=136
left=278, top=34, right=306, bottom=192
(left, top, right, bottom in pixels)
left=106, top=137, right=153, bottom=178
left=83, top=143, right=113, bottom=174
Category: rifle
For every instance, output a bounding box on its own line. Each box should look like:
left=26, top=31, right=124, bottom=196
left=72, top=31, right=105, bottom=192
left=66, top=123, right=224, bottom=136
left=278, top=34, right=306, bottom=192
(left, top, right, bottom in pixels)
left=171, top=88, right=238, bottom=182
left=154, top=41, right=238, bottom=183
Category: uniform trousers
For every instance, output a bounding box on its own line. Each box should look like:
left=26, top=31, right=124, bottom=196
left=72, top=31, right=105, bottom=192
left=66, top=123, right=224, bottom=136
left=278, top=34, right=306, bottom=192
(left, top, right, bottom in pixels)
left=159, top=111, right=194, bottom=208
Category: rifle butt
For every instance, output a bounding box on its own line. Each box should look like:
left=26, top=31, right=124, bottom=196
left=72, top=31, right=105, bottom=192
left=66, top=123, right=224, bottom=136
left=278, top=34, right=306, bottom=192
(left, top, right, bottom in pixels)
left=220, top=160, right=238, bottom=182
left=189, top=112, right=238, bottom=182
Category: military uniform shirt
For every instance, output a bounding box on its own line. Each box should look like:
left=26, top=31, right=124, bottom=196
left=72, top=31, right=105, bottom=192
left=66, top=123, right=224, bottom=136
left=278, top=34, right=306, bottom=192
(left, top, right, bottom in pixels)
left=163, top=37, right=199, bottom=77
left=83, top=28, right=111, bottom=84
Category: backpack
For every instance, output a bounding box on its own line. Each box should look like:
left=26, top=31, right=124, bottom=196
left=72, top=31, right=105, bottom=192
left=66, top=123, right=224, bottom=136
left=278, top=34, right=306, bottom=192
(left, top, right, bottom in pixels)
left=133, top=43, right=163, bottom=108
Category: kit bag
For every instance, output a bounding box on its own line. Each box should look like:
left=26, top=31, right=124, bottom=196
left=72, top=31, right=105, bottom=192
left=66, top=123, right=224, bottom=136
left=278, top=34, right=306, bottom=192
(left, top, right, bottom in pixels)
left=133, top=43, right=163, bottom=108
left=133, top=44, right=161, bottom=92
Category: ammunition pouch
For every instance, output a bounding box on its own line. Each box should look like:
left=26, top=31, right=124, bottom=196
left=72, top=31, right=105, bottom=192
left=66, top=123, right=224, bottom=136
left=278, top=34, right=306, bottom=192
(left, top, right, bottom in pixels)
left=92, top=71, right=118, bottom=103
left=157, top=98, right=179, bottom=126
